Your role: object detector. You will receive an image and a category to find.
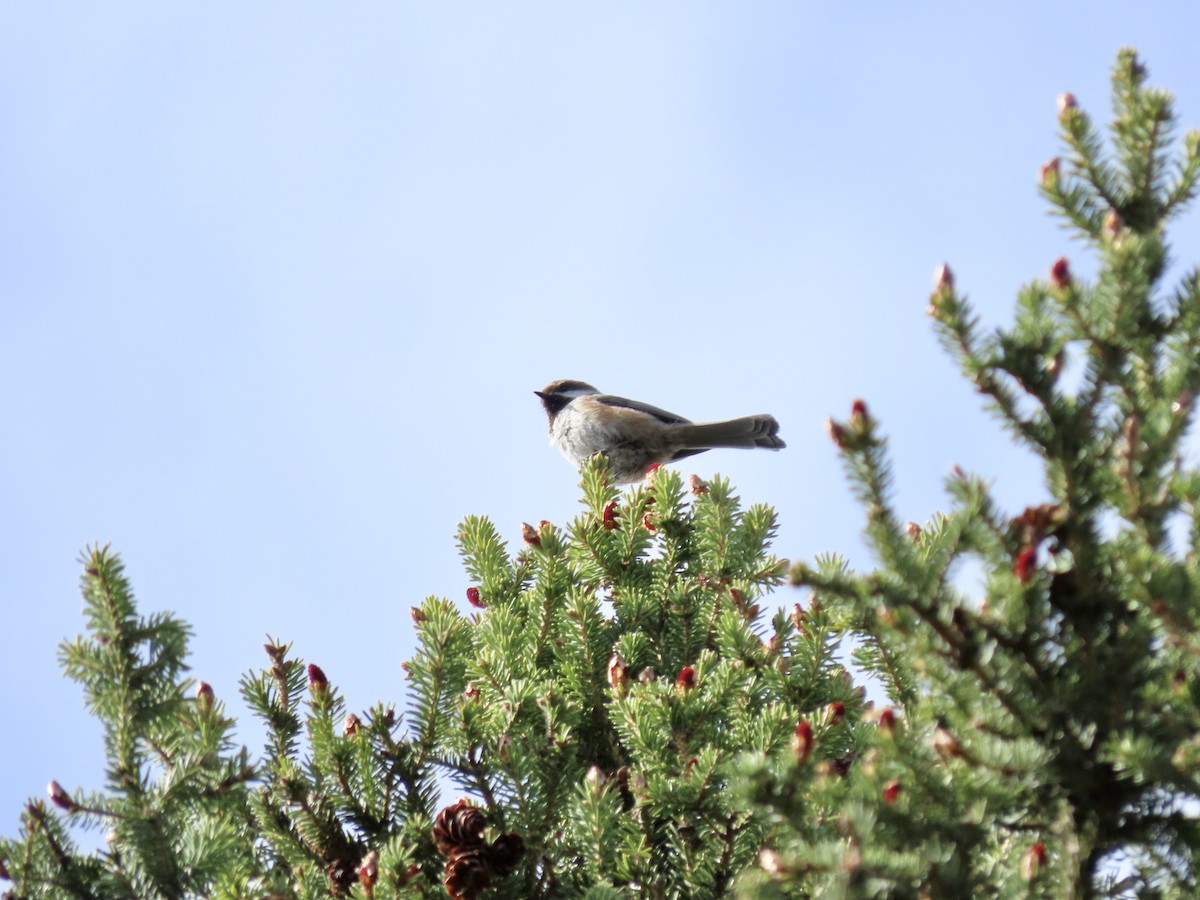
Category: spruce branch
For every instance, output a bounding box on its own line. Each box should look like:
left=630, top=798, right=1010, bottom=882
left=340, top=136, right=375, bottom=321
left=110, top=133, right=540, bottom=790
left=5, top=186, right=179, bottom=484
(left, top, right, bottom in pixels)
left=929, top=277, right=1054, bottom=451
left=1162, top=129, right=1200, bottom=217
left=744, top=50, right=1200, bottom=898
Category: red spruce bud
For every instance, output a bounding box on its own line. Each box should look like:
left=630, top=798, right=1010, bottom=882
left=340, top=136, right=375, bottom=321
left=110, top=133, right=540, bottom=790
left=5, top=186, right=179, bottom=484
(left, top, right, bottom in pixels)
left=1040, top=157, right=1061, bottom=187
left=933, top=262, right=955, bottom=292
left=792, top=720, right=815, bottom=762
left=344, top=713, right=361, bottom=736
left=520, top=522, right=540, bottom=546
left=882, top=779, right=903, bottom=805
left=411, top=606, right=427, bottom=625
left=933, top=725, right=963, bottom=760
left=48, top=780, right=75, bottom=812
left=607, top=653, right=628, bottom=690
left=466, top=587, right=485, bottom=609
left=307, top=663, right=328, bottom=691
left=602, top=500, right=619, bottom=530
left=644, top=462, right=662, bottom=481
left=826, top=418, right=847, bottom=449
left=850, top=399, right=868, bottom=427
left=359, top=850, right=380, bottom=891
left=676, top=665, right=697, bottom=690
left=638, top=666, right=657, bottom=685
left=1014, top=544, right=1037, bottom=584
left=878, top=708, right=897, bottom=732
left=196, top=681, right=214, bottom=710
left=642, top=513, right=656, bottom=531
left=688, top=474, right=710, bottom=495
left=1022, top=841, right=1047, bottom=881
left=827, top=701, right=846, bottom=725
left=1049, top=257, right=1071, bottom=289
left=906, top=521, right=921, bottom=540
left=1057, top=92, right=1078, bottom=116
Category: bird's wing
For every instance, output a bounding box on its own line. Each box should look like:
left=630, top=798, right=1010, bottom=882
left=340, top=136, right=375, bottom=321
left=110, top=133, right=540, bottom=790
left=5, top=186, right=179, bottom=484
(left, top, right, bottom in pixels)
left=592, top=393, right=692, bottom=425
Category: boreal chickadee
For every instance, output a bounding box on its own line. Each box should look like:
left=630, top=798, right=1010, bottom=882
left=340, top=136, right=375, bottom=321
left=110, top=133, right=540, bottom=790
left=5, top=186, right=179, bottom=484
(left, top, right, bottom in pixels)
left=535, top=380, right=785, bottom=483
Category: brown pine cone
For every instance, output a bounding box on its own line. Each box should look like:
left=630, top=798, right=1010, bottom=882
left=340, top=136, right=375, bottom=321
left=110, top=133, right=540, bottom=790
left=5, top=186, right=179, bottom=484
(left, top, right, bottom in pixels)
left=433, top=799, right=487, bottom=857
left=444, top=845, right=495, bottom=900
left=488, top=832, right=525, bottom=876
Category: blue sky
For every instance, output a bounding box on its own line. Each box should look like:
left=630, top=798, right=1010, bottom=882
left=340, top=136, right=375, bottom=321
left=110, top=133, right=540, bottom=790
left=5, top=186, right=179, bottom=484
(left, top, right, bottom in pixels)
left=3, top=3, right=1200, bottom=832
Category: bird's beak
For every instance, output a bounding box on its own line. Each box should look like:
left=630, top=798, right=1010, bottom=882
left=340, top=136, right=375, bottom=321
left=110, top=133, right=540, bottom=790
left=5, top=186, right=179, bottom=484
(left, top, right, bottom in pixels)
left=534, top=391, right=547, bottom=399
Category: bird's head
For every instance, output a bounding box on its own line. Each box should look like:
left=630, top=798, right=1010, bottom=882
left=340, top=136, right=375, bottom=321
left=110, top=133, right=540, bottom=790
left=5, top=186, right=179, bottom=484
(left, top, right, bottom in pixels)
left=535, top=380, right=598, bottom=418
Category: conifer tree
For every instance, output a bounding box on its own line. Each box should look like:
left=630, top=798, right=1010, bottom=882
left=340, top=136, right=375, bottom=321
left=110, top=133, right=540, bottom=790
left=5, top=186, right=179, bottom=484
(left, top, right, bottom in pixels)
left=1, top=464, right=848, bottom=899
left=3, top=48, right=1198, bottom=900
left=405, top=460, right=854, bottom=898
left=738, top=49, right=1200, bottom=899
left=0, top=547, right=261, bottom=898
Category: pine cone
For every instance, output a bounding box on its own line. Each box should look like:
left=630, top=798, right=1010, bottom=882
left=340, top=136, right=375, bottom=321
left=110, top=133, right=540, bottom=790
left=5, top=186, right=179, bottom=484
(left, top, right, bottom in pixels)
left=613, top=766, right=635, bottom=811
left=324, top=857, right=358, bottom=895
left=433, top=799, right=487, bottom=856
left=488, top=832, right=525, bottom=876
left=434, top=801, right=525, bottom=896
left=444, top=845, right=495, bottom=900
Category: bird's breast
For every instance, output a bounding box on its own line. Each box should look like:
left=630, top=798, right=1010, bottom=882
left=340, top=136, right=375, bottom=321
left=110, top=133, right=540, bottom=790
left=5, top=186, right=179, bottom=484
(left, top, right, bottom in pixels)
left=550, top=407, right=628, bottom=464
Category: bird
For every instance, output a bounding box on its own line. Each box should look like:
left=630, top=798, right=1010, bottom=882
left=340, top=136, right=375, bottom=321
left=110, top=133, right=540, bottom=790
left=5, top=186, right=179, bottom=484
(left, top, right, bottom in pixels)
left=535, top=379, right=785, bottom=483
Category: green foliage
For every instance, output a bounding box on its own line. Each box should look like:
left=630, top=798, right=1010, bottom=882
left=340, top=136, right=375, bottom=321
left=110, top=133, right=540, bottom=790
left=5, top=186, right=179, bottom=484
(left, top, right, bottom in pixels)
left=418, top=460, right=848, bottom=898
left=0, top=546, right=258, bottom=899
left=0, top=550, right=442, bottom=899
left=742, top=49, right=1200, bottom=898
left=238, top=643, right=436, bottom=898
left=2, top=466, right=835, bottom=899
left=6, top=46, right=1199, bottom=900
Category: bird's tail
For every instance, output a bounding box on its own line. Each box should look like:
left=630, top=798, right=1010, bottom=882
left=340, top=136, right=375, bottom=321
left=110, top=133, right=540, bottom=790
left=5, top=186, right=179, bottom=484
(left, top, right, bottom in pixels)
left=673, top=415, right=785, bottom=450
